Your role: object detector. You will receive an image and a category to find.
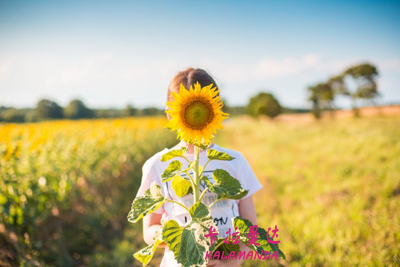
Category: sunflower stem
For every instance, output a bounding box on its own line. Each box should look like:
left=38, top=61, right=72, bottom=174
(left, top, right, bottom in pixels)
left=199, top=188, right=208, bottom=203
left=209, top=198, right=227, bottom=209
left=199, top=159, right=211, bottom=178
left=166, top=200, right=190, bottom=213
left=211, top=239, right=225, bottom=253
left=183, top=171, right=195, bottom=187
left=193, top=145, right=200, bottom=203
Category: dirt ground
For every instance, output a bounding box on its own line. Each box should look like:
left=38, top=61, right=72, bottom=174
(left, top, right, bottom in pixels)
left=274, top=105, right=400, bottom=123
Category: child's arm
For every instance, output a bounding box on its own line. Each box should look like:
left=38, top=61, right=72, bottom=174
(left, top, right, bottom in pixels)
left=143, top=213, right=166, bottom=248
left=235, top=195, right=258, bottom=265
left=238, top=195, right=258, bottom=225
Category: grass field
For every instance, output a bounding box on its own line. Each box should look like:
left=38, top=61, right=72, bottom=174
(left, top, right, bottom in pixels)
left=215, top=115, right=400, bottom=266
left=1, top=115, right=399, bottom=266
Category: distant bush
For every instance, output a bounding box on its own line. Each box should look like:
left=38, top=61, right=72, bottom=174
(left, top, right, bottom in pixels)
left=36, top=99, right=63, bottom=120
left=64, top=99, right=93, bottom=119
left=246, top=92, right=282, bottom=119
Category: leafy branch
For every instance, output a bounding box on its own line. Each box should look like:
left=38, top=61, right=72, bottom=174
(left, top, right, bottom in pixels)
left=128, top=145, right=285, bottom=266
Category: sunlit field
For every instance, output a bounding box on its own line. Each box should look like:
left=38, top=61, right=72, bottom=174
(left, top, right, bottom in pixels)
left=215, top=115, right=400, bottom=267
left=1, top=115, right=399, bottom=266
left=0, top=117, right=176, bottom=267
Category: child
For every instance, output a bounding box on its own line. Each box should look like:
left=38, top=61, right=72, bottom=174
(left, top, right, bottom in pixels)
left=136, top=68, right=263, bottom=267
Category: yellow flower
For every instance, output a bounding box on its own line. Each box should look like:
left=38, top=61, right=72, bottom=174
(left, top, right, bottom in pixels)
left=165, top=82, right=229, bottom=146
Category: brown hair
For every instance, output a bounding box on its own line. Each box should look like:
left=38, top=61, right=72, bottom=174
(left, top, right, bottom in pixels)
left=167, top=67, right=220, bottom=103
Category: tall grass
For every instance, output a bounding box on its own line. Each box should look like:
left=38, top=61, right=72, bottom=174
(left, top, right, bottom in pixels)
left=215, top=116, right=400, bottom=266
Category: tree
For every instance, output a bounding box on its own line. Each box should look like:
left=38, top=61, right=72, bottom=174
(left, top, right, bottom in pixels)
left=327, top=75, right=347, bottom=95
left=64, top=99, right=93, bottom=119
left=124, top=104, right=138, bottom=116
left=36, top=99, right=63, bottom=119
left=246, top=92, right=282, bottom=119
left=307, top=82, right=336, bottom=119
left=307, top=85, right=321, bottom=119
left=341, top=63, right=379, bottom=117
left=0, top=108, right=25, bottom=122
left=24, top=110, right=38, bottom=122
left=141, top=107, right=161, bottom=116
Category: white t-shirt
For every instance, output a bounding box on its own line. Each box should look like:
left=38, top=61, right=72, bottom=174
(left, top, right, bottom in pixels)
left=135, top=141, right=263, bottom=267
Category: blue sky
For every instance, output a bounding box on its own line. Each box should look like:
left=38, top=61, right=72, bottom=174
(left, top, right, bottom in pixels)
left=1, top=0, right=399, bottom=109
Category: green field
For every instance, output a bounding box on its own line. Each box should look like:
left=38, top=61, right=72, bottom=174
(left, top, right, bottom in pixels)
left=215, top=116, right=400, bottom=266
left=1, top=115, right=399, bottom=266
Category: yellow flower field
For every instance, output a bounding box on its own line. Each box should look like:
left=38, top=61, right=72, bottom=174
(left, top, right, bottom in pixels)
left=0, top=117, right=176, bottom=266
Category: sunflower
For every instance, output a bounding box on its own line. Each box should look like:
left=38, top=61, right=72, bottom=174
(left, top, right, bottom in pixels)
left=165, top=82, right=229, bottom=146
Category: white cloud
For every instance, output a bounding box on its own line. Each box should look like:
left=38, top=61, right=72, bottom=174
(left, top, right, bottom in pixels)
left=195, top=54, right=348, bottom=84
left=207, top=55, right=400, bottom=85
left=375, top=58, right=400, bottom=72
left=252, top=54, right=322, bottom=78
left=0, top=58, right=15, bottom=81
left=1, top=51, right=399, bottom=108
left=45, top=52, right=114, bottom=85
left=122, top=59, right=184, bottom=81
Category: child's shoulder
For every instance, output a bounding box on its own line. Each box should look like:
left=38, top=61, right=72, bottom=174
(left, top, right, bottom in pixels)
left=143, top=144, right=246, bottom=169
left=142, top=148, right=169, bottom=170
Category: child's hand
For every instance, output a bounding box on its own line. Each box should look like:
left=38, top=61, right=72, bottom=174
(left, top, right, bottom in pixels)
left=207, top=259, right=242, bottom=267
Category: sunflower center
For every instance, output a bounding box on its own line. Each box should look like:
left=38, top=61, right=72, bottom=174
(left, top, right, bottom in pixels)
left=183, top=100, right=214, bottom=130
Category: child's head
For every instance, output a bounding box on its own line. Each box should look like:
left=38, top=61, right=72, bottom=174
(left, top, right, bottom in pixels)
left=166, top=68, right=219, bottom=121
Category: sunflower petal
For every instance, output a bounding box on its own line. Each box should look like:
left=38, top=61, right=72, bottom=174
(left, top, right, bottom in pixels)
left=165, top=81, right=229, bottom=144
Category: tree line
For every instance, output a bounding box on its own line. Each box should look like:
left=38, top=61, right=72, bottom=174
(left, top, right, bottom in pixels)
left=307, top=62, right=379, bottom=118
left=0, top=100, right=169, bottom=123
left=244, top=62, right=382, bottom=120
left=0, top=62, right=381, bottom=123
left=0, top=99, right=254, bottom=123
left=0, top=98, right=306, bottom=123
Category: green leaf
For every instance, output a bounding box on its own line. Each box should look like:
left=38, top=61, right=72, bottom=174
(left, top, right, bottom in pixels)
left=162, top=220, right=183, bottom=260
left=172, top=176, right=193, bottom=197
left=178, top=216, right=215, bottom=266
left=163, top=214, right=217, bottom=267
left=179, top=227, right=205, bottom=266
left=133, top=239, right=162, bottom=266
left=233, top=216, right=286, bottom=260
left=127, top=182, right=166, bottom=223
left=160, top=147, right=188, bottom=162
left=189, top=202, right=209, bottom=219
left=161, top=160, right=182, bottom=182
left=196, top=143, right=209, bottom=150
left=203, top=169, right=248, bottom=200
left=207, top=149, right=235, bottom=161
